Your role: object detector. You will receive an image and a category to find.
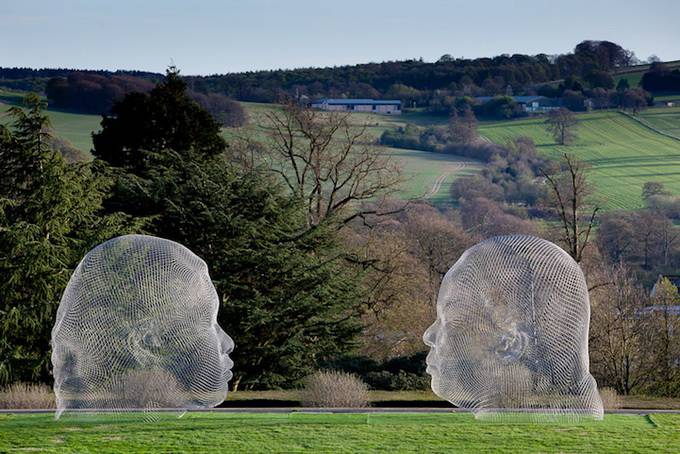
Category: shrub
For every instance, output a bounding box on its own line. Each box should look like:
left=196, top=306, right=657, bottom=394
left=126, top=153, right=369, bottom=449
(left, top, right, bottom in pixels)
left=0, top=382, right=55, bottom=409
left=599, top=387, right=622, bottom=410
left=321, top=352, right=430, bottom=391
left=301, top=371, right=369, bottom=408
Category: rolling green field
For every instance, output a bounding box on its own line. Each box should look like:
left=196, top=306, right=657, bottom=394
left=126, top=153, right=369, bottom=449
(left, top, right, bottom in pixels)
left=0, top=412, right=676, bottom=453
left=0, top=91, right=101, bottom=154
left=638, top=107, right=680, bottom=138
left=7, top=87, right=680, bottom=209
left=480, top=109, right=680, bottom=210
left=232, top=103, right=479, bottom=201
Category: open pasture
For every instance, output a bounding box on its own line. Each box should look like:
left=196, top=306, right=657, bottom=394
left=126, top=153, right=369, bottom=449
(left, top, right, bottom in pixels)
left=479, top=110, right=680, bottom=210
left=0, top=411, right=677, bottom=453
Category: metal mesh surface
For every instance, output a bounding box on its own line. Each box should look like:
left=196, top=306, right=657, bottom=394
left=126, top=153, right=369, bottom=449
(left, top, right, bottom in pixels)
left=423, top=235, right=603, bottom=420
left=51, top=235, right=233, bottom=419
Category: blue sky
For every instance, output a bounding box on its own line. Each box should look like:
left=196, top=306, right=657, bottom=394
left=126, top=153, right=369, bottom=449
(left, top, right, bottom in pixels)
left=2, top=0, right=679, bottom=75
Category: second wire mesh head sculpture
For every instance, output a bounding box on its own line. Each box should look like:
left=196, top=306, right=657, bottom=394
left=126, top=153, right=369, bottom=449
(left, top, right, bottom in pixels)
left=424, top=235, right=603, bottom=420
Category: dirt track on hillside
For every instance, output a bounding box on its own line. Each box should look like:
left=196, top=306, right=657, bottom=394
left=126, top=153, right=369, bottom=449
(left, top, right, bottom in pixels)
left=424, top=161, right=468, bottom=199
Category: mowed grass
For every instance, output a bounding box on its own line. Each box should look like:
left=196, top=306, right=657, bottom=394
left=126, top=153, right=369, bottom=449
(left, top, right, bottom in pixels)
left=0, top=412, right=676, bottom=453
left=479, top=110, right=680, bottom=210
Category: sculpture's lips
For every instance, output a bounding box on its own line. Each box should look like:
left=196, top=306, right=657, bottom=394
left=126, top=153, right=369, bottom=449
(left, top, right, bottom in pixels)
left=425, top=350, right=438, bottom=374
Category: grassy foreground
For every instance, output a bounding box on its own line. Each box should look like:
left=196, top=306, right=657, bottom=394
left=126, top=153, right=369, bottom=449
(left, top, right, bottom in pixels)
left=0, top=411, right=675, bottom=453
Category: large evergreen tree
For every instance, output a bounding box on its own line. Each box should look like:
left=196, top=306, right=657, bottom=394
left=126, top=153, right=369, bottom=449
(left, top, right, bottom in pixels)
left=0, top=95, right=137, bottom=384
left=92, top=67, right=226, bottom=174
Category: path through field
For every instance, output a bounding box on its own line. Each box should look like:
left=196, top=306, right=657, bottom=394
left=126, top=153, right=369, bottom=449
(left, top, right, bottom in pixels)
left=424, top=161, right=468, bottom=199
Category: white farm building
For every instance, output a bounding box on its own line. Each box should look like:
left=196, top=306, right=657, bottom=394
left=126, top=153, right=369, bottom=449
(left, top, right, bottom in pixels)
left=311, top=98, right=402, bottom=115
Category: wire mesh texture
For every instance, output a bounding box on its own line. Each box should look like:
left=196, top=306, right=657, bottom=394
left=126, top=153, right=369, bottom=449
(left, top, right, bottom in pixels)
left=423, top=235, right=603, bottom=421
left=51, top=234, right=233, bottom=419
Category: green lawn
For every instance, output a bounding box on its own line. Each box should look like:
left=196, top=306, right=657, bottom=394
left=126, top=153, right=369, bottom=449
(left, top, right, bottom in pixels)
left=479, top=110, right=680, bottom=210
left=0, top=411, right=676, bottom=453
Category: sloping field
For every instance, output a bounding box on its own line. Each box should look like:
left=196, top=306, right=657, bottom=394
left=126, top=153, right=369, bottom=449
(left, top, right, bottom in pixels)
left=637, top=107, right=680, bottom=138
left=0, top=91, right=100, bottom=154
left=0, top=412, right=676, bottom=453
left=611, top=60, right=680, bottom=88
left=384, top=146, right=480, bottom=202
left=479, top=110, right=680, bottom=210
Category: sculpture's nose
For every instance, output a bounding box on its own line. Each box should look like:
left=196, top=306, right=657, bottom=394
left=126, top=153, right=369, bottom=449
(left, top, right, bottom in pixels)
left=423, top=319, right=440, bottom=347
left=217, top=326, right=234, bottom=355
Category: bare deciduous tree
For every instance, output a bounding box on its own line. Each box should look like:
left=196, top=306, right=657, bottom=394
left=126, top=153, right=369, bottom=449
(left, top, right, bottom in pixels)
left=542, top=153, right=599, bottom=263
left=263, top=102, right=403, bottom=227
left=448, top=107, right=478, bottom=145
left=647, top=278, right=680, bottom=396
left=545, top=107, right=578, bottom=145
left=589, top=264, right=653, bottom=395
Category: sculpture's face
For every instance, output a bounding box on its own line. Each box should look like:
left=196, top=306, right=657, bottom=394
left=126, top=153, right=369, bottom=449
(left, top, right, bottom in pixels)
left=51, top=235, right=233, bottom=415
left=423, top=236, right=602, bottom=417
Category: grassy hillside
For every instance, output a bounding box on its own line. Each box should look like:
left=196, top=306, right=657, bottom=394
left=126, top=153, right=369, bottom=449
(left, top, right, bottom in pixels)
left=637, top=107, right=680, bottom=138
left=0, top=412, right=677, bottom=453
left=480, top=109, right=680, bottom=210
left=0, top=90, right=100, bottom=155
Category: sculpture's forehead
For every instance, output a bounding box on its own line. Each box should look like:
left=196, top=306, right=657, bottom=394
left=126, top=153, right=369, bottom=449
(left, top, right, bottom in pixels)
left=83, top=235, right=206, bottom=271
left=58, top=235, right=216, bottom=318
left=436, top=236, right=585, bottom=313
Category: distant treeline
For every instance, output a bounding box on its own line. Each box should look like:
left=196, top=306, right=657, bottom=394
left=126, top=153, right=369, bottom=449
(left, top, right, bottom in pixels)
left=46, top=73, right=156, bottom=113
left=44, top=72, right=247, bottom=127
left=0, top=40, right=666, bottom=120
left=0, top=67, right=161, bottom=92
left=183, top=40, right=637, bottom=103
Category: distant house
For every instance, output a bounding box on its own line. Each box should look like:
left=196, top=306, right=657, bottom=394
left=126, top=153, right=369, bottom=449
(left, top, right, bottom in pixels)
left=474, top=95, right=559, bottom=113
left=311, top=99, right=402, bottom=115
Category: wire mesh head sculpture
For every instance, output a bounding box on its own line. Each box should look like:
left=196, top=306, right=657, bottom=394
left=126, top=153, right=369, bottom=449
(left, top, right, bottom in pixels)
left=51, top=235, right=234, bottom=419
left=423, top=235, right=603, bottom=420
